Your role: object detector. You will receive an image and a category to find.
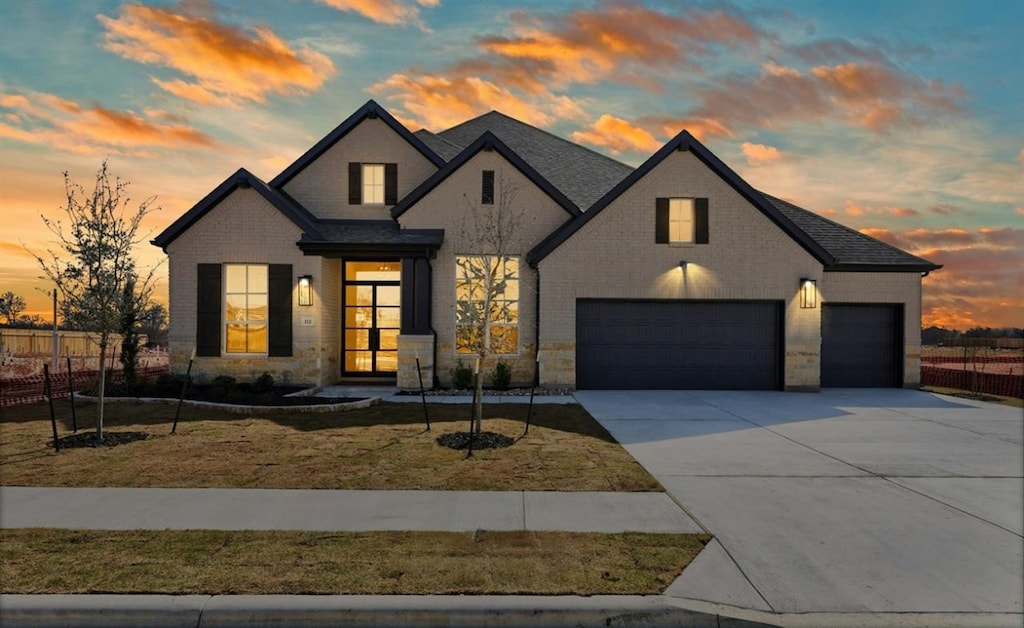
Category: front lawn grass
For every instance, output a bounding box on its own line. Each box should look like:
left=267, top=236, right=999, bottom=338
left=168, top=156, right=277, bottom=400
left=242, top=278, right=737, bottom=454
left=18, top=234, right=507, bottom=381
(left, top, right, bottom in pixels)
left=0, top=529, right=708, bottom=595
left=0, top=401, right=659, bottom=491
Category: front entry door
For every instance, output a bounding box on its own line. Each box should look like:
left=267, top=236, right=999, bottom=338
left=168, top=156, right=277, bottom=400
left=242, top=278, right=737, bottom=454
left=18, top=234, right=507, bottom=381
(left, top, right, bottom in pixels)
left=344, top=261, right=401, bottom=375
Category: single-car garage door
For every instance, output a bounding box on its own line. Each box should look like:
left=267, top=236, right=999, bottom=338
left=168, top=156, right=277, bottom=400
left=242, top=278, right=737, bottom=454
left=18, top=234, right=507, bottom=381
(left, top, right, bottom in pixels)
left=821, top=304, right=903, bottom=387
left=576, top=300, right=782, bottom=390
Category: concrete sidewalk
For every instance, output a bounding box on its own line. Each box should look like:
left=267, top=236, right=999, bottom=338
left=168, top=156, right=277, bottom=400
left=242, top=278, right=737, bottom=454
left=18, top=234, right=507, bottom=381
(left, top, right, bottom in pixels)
left=0, top=487, right=699, bottom=533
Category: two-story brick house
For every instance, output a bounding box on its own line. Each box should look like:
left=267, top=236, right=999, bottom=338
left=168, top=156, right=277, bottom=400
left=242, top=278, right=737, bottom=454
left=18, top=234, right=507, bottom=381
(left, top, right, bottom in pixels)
left=152, top=100, right=939, bottom=391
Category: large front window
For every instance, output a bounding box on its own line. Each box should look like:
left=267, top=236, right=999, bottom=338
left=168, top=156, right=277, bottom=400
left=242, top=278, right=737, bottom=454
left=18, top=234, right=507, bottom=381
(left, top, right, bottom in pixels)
left=362, top=164, right=385, bottom=204
left=455, top=256, right=519, bottom=355
left=225, top=264, right=268, bottom=353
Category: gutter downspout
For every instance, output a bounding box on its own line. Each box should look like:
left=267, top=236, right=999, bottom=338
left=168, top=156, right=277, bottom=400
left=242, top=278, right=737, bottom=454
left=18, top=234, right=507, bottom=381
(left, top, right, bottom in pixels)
left=534, top=265, right=541, bottom=388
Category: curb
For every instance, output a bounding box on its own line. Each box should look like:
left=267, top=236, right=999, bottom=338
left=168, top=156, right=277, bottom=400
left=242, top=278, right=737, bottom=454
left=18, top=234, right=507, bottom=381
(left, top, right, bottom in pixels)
left=0, top=594, right=779, bottom=627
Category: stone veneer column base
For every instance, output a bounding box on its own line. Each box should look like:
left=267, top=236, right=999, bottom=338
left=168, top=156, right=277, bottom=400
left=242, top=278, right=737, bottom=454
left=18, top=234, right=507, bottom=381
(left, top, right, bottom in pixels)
left=397, top=335, right=435, bottom=391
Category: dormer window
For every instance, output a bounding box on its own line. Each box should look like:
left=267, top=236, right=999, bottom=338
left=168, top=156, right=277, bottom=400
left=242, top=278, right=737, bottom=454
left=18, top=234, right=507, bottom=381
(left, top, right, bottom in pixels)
left=348, top=162, right=398, bottom=205
left=656, top=197, right=710, bottom=245
left=362, top=164, right=385, bottom=204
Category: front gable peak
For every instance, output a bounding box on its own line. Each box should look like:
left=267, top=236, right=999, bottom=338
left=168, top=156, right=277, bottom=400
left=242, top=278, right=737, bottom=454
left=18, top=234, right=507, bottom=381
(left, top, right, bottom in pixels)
left=151, top=168, right=321, bottom=250
left=527, top=130, right=835, bottom=266
left=391, top=131, right=581, bottom=220
left=269, top=99, right=445, bottom=189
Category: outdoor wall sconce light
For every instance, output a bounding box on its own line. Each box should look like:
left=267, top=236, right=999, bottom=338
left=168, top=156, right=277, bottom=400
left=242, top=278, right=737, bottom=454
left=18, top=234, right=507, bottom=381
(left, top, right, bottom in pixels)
left=298, top=275, right=313, bottom=306
left=800, top=278, right=817, bottom=309
left=679, top=260, right=688, bottom=270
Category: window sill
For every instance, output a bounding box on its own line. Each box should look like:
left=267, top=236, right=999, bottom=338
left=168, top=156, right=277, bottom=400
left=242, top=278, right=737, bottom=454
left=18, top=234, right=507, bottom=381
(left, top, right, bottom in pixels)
left=668, top=241, right=695, bottom=247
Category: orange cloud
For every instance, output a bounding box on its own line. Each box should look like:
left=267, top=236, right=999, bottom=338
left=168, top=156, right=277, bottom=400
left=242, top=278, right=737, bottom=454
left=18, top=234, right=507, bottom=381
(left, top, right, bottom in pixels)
left=479, top=3, right=758, bottom=88
left=888, top=207, right=919, bottom=217
left=0, top=91, right=217, bottom=155
left=844, top=201, right=866, bottom=217
left=741, top=142, right=784, bottom=164
left=571, top=114, right=661, bottom=155
left=640, top=115, right=734, bottom=142
left=318, top=0, right=436, bottom=27
left=98, top=3, right=334, bottom=106
left=369, top=72, right=583, bottom=130
left=685, top=61, right=962, bottom=134
left=1018, top=149, right=1024, bottom=164
left=864, top=226, right=1024, bottom=329
left=1015, top=207, right=1024, bottom=216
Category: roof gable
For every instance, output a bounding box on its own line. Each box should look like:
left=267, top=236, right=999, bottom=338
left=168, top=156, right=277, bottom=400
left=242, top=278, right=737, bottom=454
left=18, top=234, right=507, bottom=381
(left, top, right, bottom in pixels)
left=528, top=131, right=835, bottom=266
left=437, top=111, right=634, bottom=211
left=391, top=131, right=581, bottom=220
left=151, top=168, right=321, bottom=250
left=269, top=100, right=445, bottom=189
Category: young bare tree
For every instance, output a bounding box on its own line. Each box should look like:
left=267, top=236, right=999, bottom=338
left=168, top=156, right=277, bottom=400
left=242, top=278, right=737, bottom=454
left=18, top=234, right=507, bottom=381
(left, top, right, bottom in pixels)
left=455, top=171, right=528, bottom=442
left=31, top=161, right=160, bottom=439
left=0, top=291, right=27, bottom=325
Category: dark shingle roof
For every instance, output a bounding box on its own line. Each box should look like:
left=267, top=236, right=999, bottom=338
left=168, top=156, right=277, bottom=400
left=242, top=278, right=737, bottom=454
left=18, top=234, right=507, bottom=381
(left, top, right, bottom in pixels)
left=301, top=220, right=442, bottom=245
left=297, top=220, right=444, bottom=256
left=762, top=194, right=940, bottom=272
left=413, top=129, right=463, bottom=161
left=437, top=111, right=634, bottom=211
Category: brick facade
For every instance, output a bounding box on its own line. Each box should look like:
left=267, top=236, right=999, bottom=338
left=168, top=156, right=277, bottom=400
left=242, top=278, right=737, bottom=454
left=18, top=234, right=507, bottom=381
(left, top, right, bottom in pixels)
left=537, top=150, right=823, bottom=389
left=157, top=102, right=933, bottom=392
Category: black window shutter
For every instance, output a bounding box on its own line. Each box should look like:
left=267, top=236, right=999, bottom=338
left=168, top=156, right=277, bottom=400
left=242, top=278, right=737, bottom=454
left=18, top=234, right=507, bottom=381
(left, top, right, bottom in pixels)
left=384, top=163, right=398, bottom=205
left=196, top=264, right=221, bottom=356
left=655, top=198, right=669, bottom=243
left=482, top=170, right=495, bottom=204
left=268, top=264, right=292, bottom=357
left=695, top=198, right=709, bottom=244
left=348, top=162, right=361, bottom=205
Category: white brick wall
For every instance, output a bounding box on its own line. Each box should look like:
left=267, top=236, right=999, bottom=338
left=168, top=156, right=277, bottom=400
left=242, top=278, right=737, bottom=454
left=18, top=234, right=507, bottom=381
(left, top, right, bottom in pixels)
left=397, top=151, right=572, bottom=387
left=165, top=187, right=330, bottom=386
left=281, top=118, right=438, bottom=221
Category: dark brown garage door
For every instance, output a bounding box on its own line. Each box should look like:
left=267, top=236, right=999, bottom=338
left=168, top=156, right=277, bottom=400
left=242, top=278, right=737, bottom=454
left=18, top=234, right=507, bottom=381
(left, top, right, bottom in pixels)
left=821, top=304, right=903, bottom=387
left=576, top=300, right=782, bottom=390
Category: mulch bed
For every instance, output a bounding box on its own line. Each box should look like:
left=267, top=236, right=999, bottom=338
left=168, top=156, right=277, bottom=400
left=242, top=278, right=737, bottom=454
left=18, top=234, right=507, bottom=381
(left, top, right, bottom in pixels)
left=436, top=431, right=516, bottom=450
left=57, top=431, right=149, bottom=449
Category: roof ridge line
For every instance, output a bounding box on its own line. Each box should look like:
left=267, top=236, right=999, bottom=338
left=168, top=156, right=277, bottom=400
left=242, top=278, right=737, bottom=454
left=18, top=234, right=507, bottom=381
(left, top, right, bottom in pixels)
left=440, top=110, right=636, bottom=173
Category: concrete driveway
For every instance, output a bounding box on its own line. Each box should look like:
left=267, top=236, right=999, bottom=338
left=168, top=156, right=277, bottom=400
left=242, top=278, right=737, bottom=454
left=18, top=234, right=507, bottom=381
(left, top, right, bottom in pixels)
left=574, top=389, right=1023, bottom=621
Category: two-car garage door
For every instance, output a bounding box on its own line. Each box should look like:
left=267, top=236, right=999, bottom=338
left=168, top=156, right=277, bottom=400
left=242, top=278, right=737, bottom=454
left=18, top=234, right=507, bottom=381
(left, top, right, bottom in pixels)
left=576, top=300, right=782, bottom=390
left=576, top=300, right=903, bottom=390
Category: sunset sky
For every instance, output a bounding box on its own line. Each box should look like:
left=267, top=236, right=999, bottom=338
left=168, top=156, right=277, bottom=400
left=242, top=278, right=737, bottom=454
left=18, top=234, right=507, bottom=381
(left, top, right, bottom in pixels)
left=1, top=0, right=1021, bottom=329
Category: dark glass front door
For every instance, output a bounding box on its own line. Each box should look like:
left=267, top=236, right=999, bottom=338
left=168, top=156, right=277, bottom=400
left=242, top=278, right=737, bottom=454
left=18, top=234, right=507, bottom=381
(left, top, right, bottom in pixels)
left=344, top=261, right=401, bottom=375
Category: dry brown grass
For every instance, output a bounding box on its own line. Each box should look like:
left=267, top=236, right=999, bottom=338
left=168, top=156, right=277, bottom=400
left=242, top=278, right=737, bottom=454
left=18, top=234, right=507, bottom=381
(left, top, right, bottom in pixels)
left=0, top=400, right=659, bottom=491
left=0, top=529, right=708, bottom=595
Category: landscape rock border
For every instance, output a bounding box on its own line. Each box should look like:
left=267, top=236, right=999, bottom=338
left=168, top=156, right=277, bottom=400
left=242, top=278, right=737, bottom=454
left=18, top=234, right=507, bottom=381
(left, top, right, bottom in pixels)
left=73, top=393, right=379, bottom=414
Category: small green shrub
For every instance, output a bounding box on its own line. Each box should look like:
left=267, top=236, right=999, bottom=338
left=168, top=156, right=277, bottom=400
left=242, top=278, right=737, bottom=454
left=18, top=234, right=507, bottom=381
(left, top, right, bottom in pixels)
left=490, top=360, right=512, bottom=391
left=253, top=371, right=275, bottom=393
left=208, top=375, right=237, bottom=400
left=450, top=360, right=474, bottom=389
left=211, top=375, right=237, bottom=387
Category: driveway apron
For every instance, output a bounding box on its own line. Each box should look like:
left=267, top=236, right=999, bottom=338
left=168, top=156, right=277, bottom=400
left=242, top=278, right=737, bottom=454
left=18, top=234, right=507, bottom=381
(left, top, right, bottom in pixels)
left=574, top=389, right=1024, bottom=615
